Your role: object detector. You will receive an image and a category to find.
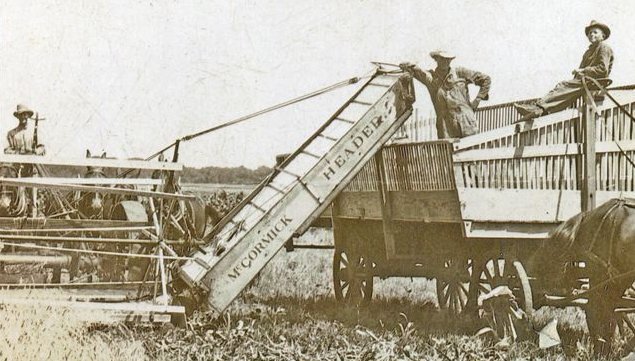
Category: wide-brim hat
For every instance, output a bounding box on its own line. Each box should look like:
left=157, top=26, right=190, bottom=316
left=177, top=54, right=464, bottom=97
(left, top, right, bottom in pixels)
left=13, top=104, right=34, bottom=119
left=429, top=50, right=455, bottom=61
left=585, top=20, right=610, bottom=40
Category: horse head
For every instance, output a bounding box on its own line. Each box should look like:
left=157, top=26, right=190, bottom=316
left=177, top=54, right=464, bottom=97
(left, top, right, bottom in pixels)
left=79, top=150, right=108, bottom=218
left=0, top=164, right=22, bottom=217
left=0, top=163, right=28, bottom=217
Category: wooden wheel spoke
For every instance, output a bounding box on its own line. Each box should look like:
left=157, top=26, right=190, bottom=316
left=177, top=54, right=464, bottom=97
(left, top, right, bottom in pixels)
left=339, top=255, right=348, bottom=268
left=436, top=257, right=471, bottom=315
left=333, top=247, right=373, bottom=305
left=623, top=314, right=635, bottom=334
left=494, top=260, right=505, bottom=283
left=459, top=282, right=469, bottom=296
left=482, top=268, right=495, bottom=285
left=340, top=280, right=350, bottom=290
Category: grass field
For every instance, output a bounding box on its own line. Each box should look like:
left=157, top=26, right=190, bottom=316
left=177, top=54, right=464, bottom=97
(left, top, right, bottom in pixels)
left=3, top=228, right=632, bottom=360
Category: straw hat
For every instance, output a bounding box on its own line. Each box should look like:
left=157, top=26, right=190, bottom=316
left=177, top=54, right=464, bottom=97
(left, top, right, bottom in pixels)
left=13, top=104, right=34, bottom=119
left=429, top=50, right=455, bottom=61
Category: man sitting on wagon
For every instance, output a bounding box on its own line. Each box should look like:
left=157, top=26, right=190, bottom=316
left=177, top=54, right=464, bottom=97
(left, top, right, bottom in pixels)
left=4, top=104, right=46, bottom=156
left=399, top=51, right=491, bottom=139
left=513, top=20, right=614, bottom=121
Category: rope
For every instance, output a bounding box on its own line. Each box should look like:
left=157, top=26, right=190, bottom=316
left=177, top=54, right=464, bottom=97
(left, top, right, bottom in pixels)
left=145, top=72, right=375, bottom=161
left=584, top=76, right=635, bottom=125
left=180, top=76, right=366, bottom=142
left=0, top=241, right=193, bottom=261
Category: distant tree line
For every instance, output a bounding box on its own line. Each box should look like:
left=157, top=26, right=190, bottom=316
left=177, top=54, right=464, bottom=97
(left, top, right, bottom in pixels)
left=33, top=164, right=272, bottom=185
left=181, top=165, right=272, bottom=184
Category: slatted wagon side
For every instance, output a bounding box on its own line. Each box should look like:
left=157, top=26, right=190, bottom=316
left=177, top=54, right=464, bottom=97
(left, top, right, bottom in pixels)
left=331, top=85, right=635, bottom=314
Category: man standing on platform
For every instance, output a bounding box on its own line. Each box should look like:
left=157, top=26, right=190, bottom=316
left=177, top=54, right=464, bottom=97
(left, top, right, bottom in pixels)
left=400, top=51, right=491, bottom=139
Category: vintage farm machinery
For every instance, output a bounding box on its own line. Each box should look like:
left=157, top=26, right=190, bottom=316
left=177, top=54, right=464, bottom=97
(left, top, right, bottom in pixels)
left=4, top=62, right=635, bottom=354
left=0, top=152, right=205, bottom=322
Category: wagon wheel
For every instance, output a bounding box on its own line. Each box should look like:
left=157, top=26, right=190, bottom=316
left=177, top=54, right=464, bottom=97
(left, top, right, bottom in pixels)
left=333, top=247, right=374, bottom=306
left=479, top=258, right=533, bottom=314
left=436, top=257, right=471, bottom=316
left=615, top=284, right=635, bottom=354
left=478, top=258, right=533, bottom=341
left=615, top=312, right=635, bottom=355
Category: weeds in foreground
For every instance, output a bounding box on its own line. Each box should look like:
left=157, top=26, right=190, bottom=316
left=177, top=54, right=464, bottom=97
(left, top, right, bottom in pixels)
left=1, top=228, right=632, bottom=360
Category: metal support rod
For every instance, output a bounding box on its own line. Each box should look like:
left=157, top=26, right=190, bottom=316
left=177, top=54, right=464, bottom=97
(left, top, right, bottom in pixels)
left=148, top=198, right=163, bottom=239
left=0, top=234, right=180, bottom=245
left=159, top=242, right=179, bottom=258
left=31, top=187, right=37, bottom=218
left=0, top=178, right=195, bottom=201
left=153, top=247, right=159, bottom=305
left=0, top=226, right=155, bottom=234
left=0, top=281, right=147, bottom=289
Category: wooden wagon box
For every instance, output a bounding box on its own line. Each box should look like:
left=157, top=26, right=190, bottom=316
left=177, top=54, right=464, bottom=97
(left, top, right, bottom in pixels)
left=330, top=86, right=635, bottom=262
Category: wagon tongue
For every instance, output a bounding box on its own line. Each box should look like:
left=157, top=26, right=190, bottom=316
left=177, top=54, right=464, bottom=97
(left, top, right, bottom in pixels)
left=177, top=72, right=415, bottom=313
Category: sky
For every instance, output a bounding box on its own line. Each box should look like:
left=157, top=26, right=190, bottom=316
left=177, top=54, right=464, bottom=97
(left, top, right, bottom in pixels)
left=2, top=0, right=634, bottom=168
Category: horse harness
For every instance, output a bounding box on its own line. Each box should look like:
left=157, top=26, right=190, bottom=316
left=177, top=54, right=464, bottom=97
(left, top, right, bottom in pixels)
left=584, top=198, right=635, bottom=281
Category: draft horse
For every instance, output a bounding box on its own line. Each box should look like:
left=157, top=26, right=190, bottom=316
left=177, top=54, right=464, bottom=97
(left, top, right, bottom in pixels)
left=76, top=150, right=109, bottom=219
left=0, top=163, right=27, bottom=217
left=532, top=198, right=635, bottom=355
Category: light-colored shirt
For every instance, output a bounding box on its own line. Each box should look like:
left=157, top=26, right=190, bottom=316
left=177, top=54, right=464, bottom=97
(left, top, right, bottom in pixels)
left=6, top=125, right=34, bottom=154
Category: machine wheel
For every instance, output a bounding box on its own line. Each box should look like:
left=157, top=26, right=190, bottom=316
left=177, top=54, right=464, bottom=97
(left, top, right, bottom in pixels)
left=333, top=247, right=374, bottom=306
left=110, top=201, right=151, bottom=282
left=436, top=257, right=471, bottom=316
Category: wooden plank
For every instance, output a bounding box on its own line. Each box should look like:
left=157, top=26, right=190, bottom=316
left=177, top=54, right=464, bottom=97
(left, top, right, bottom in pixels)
left=463, top=221, right=558, bottom=239
left=390, top=190, right=461, bottom=222
left=582, top=100, right=597, bottom=211
left=0, top=288, right=136, bottom=301
left=462, top=190, right=635, bottom=239
left=454, top=143, right=581, bottom=162
left=17, top=177, right=162, bottom=186
left=455, top=111, right=582, bottom=151
left=0, top=234, right=171, bottom=245
left=455, top=90, right=635, bottom=151
left=459, top=188, right=635, bottom=223
left=0, top=154, right=182, bottom=171
left=0, top=297, right=182, bottom=323
left=0, top=254, right=71, bottom=265
left=0, top=218, right=150, bottom=229
left=375, top=151, right=399, bottom=260
left=454, top=140, right=635, bottom=163
left=0, top=178, right=194, bottom=201
left=458, top=188, right=582, bottom=222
